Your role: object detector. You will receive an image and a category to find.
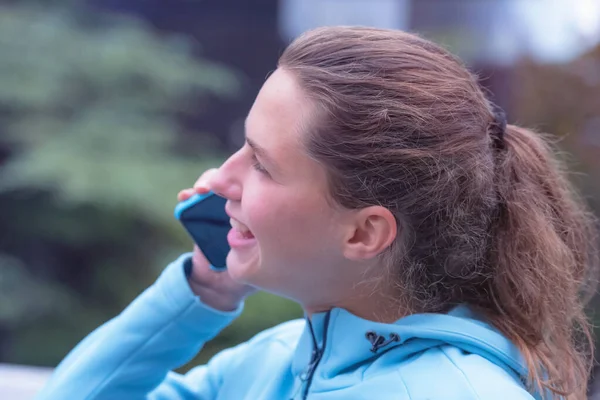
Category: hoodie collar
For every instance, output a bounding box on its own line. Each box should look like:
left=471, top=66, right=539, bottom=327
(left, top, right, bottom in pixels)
left=292, top=305, right=527, bottom=381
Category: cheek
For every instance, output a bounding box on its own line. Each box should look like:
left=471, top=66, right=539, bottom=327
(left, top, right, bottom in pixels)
left=246, top=191, right=339, bottom=258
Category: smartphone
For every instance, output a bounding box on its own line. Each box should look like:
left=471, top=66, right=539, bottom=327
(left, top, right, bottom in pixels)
left=174, top=191, right=230, bottom=271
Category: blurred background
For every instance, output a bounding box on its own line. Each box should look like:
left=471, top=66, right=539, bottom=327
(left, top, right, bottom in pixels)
left=0, top=0, right=599, bottom=397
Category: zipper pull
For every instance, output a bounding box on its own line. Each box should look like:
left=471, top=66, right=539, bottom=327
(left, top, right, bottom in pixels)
left=301, top=348, right=322, bottom=380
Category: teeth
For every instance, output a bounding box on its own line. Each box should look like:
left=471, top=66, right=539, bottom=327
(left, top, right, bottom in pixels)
left=230, top=218, right=251, bottom=233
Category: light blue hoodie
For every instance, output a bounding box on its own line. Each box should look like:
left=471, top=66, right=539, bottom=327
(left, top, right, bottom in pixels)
left=36, top=254, right=537, bottom=400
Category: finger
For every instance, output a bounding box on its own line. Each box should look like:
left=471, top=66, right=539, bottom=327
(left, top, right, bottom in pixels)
left=177, top=188, right=195, bottom=201
left=193, top=168, right=219, bottom=194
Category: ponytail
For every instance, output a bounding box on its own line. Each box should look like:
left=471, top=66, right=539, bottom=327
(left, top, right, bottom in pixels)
left=488, top=125, right=599, bottom=399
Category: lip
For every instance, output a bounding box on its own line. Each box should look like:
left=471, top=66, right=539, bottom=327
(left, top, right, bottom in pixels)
left=224, top=202, right=236, bottom=220
left=225, top=203, right=245, bottom=226
left=227, top=227, right=257, bottom=248
left=225, top=203, right=256, bottom=248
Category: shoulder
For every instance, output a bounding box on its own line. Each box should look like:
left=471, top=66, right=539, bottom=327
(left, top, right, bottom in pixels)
left=208, top=318, right=304, bottom=377
left=368, top=345, right=534, bottom=400
left=244, top=318, right=305, bottom=351
left=402, top=345, right=534, bottom=399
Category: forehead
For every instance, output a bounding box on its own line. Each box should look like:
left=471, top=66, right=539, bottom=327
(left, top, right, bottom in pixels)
left=246, top=69, right=314, bottom=162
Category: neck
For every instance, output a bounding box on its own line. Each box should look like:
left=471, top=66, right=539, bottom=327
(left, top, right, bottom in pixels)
left=303, top=281, right=407, bottom=323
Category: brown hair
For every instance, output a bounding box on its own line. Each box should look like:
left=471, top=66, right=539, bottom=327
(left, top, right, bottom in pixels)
left=279, top=26, right=599, bottom=399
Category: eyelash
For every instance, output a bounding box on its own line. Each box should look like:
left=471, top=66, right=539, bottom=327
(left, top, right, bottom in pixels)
left=251, top=153, right=269, bottom=175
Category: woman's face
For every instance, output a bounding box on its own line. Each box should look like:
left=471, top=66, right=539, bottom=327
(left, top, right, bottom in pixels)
left=210, top=68, right=366, bottom=308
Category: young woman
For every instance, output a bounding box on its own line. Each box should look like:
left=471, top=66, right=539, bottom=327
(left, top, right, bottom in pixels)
left=37, top=27, right=598, bottom=400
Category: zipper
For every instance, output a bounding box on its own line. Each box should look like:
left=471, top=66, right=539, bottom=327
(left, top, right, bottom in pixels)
left=301, top=311, right=331, bottom=400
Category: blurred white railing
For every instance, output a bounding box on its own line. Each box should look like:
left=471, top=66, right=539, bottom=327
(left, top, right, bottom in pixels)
left=0, top=364, right=52, bottom=400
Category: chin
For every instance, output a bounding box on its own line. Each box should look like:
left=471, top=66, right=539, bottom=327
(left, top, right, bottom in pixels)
left=226, top=250, right=261, bottom=283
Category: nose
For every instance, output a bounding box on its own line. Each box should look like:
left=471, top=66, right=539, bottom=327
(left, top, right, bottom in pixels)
left=210, top=151, right=243, bottom=202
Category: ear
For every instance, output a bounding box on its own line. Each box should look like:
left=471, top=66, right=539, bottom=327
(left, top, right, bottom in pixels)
left=342, top=206, right=397, bottom=261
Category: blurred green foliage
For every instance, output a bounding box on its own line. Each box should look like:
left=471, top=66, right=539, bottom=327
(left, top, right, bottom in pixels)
left=0, top=1, right=301, bottom=368
left=0, top=4, right=238, bottom=220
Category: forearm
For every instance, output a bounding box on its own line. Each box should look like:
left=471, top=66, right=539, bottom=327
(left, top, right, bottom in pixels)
left=36, top=254, right=243, bottom=400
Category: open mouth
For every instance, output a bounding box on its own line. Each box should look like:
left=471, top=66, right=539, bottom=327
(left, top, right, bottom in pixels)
left=230, top=218, right=255, bottom=239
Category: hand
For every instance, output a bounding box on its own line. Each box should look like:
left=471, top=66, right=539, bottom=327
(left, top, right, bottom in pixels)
left=177, top=169, right=257, bottom=311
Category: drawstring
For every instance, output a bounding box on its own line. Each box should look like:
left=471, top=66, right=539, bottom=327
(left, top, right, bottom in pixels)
left=299, top=312, right=331, bottom=400
left=365, top=331, right=400, bottom=353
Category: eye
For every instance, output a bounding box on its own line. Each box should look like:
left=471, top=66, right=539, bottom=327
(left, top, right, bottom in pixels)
left=251, top=153, right=270, bottom=176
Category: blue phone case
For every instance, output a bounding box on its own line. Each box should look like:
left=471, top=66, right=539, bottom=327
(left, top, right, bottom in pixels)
left=174, top=192, right=230, bottom=271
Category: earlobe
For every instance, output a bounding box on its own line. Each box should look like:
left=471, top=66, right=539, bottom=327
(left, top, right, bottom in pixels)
left=343, top=206, right=397, bottom=261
